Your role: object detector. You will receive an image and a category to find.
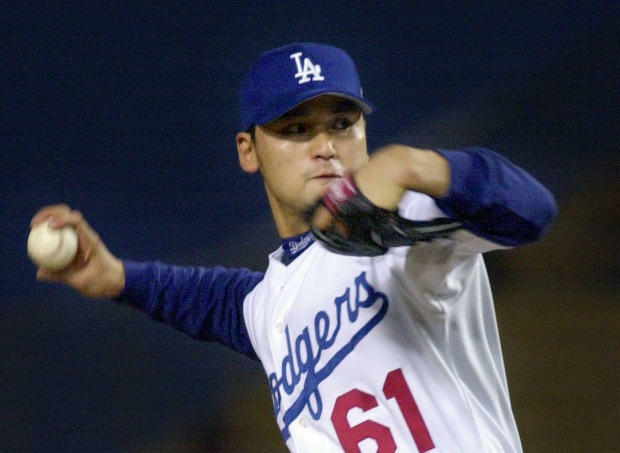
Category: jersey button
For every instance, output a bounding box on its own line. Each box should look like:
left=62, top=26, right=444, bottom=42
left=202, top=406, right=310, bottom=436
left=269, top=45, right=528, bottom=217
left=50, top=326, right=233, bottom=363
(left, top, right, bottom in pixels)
left=276, top=322, right=284, bottom=333
left=299, top=417, right=308, bottom=428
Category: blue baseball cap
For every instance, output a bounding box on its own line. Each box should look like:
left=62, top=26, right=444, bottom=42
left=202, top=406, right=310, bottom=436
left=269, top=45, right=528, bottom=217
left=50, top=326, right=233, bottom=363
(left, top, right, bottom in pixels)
left=239, top=42, right=374, bottom=131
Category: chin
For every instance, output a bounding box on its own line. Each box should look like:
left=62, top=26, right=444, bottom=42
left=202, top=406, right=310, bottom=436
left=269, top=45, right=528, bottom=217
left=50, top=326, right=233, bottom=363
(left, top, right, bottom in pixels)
left=303, top=192, right=324, bottom=212
left=305, top=177, right=336, bottom=205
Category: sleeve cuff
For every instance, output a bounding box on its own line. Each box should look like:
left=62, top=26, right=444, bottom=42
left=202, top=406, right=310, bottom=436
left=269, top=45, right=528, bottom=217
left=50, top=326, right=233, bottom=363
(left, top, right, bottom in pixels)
left=432, top=148, right=483, bottom=218
left=113, top=260, right=151, bottom=307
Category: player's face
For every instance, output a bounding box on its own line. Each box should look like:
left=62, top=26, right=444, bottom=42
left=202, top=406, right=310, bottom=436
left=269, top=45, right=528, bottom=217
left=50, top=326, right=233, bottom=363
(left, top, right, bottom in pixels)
left=238, top=95, right=369, bottom=236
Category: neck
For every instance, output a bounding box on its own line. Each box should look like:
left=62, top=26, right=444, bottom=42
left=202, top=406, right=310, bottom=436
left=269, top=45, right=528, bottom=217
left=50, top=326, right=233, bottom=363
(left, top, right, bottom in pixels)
left=266, top=193, right=312, bottom=238
left=274, top=212, right=311, bottom=238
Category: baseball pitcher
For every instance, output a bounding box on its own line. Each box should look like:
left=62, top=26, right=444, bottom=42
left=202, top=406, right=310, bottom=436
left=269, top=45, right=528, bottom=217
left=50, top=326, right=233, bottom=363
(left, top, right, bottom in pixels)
left=31, top=43, right=557, bottom=452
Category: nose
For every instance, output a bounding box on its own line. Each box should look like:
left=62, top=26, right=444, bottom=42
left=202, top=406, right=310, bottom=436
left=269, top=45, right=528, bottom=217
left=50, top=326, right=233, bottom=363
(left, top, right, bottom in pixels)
left=312, top=131, right=337, bottom=160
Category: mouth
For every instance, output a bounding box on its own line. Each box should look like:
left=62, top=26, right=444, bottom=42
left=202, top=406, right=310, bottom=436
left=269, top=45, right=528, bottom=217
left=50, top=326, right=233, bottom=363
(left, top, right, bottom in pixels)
left=311, top=165, right=344, bottom=180
left=312, top=173, right=341, bottom=180
left=311, top=161, right=345, bottom=181
left=311, top=174, right=343, bottom=187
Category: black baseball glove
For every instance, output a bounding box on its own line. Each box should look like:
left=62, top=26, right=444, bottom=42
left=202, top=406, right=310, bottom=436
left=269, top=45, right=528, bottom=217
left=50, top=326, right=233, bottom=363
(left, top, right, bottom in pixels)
left=308, top=174, right=462, bottom=256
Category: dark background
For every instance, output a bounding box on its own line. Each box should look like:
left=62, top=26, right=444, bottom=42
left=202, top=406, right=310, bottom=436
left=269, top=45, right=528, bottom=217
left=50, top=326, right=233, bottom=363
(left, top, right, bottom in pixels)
left=1, top=1, right=618, bottom=452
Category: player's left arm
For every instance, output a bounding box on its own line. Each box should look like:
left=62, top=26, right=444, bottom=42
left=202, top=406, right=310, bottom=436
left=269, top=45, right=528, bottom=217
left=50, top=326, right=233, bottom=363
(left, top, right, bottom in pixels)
left=353, top=144, right=558, bottom=246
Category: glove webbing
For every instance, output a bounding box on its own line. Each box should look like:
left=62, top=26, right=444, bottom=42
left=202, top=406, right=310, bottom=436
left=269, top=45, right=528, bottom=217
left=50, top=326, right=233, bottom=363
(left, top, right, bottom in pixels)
left=311, top=174, right=462, bottom=256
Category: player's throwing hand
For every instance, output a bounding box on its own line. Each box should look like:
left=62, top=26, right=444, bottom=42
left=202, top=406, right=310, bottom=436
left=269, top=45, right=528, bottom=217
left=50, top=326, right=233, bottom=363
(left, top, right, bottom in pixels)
left=30, top=205, right=125, bottom=298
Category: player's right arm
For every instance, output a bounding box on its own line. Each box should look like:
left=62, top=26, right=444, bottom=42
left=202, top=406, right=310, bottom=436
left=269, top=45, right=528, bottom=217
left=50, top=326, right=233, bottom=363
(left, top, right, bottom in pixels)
left=31, top=204, right=265, bottom=359
left=115, top=261, right=263, bottom=359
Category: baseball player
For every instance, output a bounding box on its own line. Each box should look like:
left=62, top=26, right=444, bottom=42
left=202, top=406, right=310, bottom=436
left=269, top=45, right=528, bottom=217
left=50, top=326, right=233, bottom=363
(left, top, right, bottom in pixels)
left=32, top=43, right=557, bottom=452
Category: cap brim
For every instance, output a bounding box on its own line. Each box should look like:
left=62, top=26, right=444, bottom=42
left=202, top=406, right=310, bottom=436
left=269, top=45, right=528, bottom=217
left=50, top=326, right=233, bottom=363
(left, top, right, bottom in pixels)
left=255, top=91, right=374, bottom=127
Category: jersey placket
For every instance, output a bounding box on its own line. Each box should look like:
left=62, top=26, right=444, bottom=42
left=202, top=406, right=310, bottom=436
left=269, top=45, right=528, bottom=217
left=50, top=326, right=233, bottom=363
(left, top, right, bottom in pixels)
left=265, top=248, right=320, bottom=446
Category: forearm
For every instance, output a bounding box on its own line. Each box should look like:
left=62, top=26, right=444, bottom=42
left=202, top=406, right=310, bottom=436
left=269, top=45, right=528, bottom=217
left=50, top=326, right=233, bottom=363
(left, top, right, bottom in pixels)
left=355, top=145, right=557, bottom=247
left=355, top=144, right=450, bottom=208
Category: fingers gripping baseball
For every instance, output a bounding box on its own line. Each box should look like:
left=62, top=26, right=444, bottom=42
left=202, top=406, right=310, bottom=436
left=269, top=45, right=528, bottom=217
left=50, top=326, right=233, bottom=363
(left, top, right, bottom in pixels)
left=29, top=205, right=125, bottom=298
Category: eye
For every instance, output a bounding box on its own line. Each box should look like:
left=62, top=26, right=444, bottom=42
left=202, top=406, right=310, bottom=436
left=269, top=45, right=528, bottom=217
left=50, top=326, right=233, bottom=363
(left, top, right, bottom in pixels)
left=331, top=111, right=361, bottom=132
left=332, top=117, right=353, bottom=131
left=280, top=123, right=307, bottom=136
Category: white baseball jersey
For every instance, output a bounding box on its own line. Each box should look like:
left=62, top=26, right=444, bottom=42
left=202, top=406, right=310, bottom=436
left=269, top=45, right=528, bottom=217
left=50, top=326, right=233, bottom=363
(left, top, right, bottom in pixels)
left=243, top=193, right=520, bottom=452
left=116, top=147, right=557, bottom=452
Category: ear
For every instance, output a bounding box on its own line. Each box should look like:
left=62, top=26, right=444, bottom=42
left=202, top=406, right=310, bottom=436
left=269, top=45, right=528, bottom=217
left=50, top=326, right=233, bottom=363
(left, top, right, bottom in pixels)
left=236, top=132, right=259, bottom=174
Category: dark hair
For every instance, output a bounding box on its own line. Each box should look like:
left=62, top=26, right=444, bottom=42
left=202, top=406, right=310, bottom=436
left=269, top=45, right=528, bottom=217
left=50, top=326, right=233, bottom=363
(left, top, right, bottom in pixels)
left=247, top=125, right=256, bottom=141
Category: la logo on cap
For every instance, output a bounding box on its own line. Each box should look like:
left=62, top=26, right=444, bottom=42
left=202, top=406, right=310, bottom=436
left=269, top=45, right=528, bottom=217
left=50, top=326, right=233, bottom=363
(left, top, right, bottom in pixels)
left=290, top=52, right=325, bottom=85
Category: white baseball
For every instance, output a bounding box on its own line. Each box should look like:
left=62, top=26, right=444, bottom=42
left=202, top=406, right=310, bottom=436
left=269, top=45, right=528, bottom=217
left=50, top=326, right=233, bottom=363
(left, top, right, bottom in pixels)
left=27, top=220, right=78, bottom=271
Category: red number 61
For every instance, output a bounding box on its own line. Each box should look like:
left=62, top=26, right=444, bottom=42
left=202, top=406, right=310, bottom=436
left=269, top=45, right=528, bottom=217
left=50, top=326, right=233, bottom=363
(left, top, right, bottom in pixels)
left=331, top=368, right=435, bottom=453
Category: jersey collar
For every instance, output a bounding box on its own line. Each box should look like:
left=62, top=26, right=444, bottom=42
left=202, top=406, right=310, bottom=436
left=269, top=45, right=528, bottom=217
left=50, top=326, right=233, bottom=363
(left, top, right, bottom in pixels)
left=280, top=230, right=316, bottom=265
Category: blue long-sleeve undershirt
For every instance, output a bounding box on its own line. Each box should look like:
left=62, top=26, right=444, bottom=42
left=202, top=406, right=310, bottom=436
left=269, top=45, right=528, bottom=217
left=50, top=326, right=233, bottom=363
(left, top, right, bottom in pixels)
left=115, top=262, right=264, bottom=360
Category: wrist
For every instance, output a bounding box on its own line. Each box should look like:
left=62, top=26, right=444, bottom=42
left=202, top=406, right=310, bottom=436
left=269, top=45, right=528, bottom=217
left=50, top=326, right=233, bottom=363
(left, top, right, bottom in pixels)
left=399, top=147, right=450, bottom=198
left=106, top=257, right=126, bottom=298
left=354, top=145, right=408, bottom=210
